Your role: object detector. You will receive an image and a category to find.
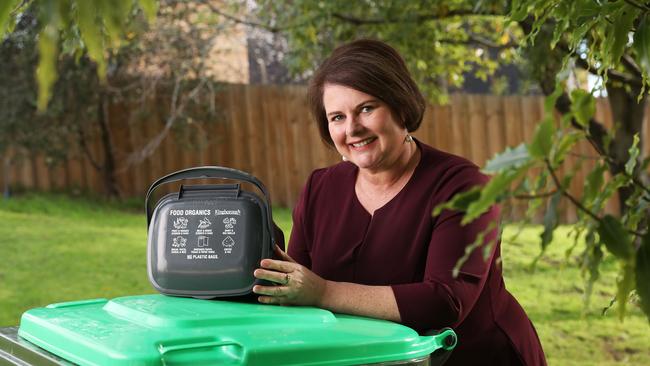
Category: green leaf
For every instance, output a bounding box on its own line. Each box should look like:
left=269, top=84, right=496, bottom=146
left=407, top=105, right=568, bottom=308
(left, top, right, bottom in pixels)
left=509, top=0, right=528, bottom=22
left=532, top=169, right=548, bottom=191
left=559, top=112, right=573, bottom=129
left=616, top=262, right=635, bottom=321
left=609, top=6, right=638, bottom=66
left=569, top=19, right=598, bottom=48
left=550, top=17, right=568, bottom=49
left=573, top=0, right=602, bottom=23
left=636, top=231, right=650, bottom=320
left=452, top=222, right=496, bottom=278
left=544, top=83, right=563, bottom=114
left=643, top=156, right=650, bottom=171
left=592, top=174, right=629, bottom=214
left=584, top=229, right=603, bottom=308
left=139, top=0, right=158, bottom=22
left=552, top=131, right=582, bottom=166
left=97, top=0, right=131, bottom=48
left=433, top=186, right=482, bottom=216
left=483, top=143, right=530, bottom=174
left=570, top=89, right=595, bottom=127
left=625, top=133, right=640, bottom=176
left=597, top=215, right=634, bottom=260
left=76, top=0, right=107, bottom=79
left=634, top=15, right=650, bottom=76
left=583, top=163, right=606, bottom=207
left=0, top=0, right=20, bottom=36
left=623, top=189, right=649, bottom=230
left=36, top=24, right=60, bottom=111
left=462, top=166, right=527, bottom=225
left=528, top=117, right=554, bottom=159
left=540, top=192, right=561, bottom=252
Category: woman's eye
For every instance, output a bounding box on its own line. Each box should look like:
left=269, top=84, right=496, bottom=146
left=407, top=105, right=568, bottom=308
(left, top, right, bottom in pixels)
left=361, top=105, right=374, bottom=113
left=330, top=114, right=344, bottom=122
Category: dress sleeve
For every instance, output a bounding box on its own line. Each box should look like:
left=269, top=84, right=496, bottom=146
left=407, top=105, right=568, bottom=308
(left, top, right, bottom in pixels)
left=287, top=171, right=315, bottom=268
left=391, top=169, right=500, bottom=332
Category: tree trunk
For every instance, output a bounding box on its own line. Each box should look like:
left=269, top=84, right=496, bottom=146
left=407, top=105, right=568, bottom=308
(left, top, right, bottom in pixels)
left=606, top=83, right=647, bottom=215
left=3, top=150, right=12, bottom=198
left=97, top=92, right=121, bottom=198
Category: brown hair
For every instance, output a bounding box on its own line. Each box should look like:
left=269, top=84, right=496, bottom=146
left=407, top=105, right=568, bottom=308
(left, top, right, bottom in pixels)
left=307, top=39, right=426, bottom=146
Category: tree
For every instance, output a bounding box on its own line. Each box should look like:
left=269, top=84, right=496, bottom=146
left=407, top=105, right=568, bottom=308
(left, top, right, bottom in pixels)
left=240, top=0, right=650, bottom=322
left=0, top=10, right=99, bottom=195
left=0, top=0, right=157, bottom=111
left=1, top=1, right=231, bottom=197
left=0, top=0, right=156, bottom=196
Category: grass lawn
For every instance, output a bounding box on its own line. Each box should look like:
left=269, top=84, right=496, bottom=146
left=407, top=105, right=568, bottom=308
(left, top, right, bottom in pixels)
left=0, top=193, right=648, bottom=365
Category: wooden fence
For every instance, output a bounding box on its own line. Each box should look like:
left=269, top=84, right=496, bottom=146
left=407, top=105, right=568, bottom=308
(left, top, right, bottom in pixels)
left=2, top=85, right=649, bottom=222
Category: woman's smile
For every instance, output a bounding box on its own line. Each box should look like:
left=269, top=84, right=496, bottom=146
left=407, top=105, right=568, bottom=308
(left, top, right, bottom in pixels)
left=349, top=137, right=377, bottom=149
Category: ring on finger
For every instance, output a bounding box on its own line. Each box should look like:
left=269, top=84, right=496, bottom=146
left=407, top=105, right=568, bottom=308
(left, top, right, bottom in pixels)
left=284, top=273, right=290, bottom=285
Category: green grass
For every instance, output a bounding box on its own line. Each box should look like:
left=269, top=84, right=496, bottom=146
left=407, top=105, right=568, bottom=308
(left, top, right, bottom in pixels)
left=0, top=193, right=648, bottom=365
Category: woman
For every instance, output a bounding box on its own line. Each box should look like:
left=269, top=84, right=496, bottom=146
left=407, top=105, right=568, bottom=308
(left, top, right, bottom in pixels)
left=253, top=39, right=546, bottom=365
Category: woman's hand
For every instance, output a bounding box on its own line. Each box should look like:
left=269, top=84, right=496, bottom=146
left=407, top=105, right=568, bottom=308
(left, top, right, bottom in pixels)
left=253, top=245, right=327, bottom=306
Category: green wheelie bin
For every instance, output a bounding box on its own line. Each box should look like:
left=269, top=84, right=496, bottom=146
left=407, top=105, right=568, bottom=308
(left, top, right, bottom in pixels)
left=1, top=294, right=456, bottom=365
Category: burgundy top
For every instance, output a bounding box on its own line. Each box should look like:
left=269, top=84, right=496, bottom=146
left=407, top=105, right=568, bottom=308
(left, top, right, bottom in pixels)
left=287, top=141, right=546, bottom=365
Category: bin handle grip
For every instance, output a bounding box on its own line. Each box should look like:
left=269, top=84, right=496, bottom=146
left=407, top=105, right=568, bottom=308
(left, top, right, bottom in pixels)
left=158, top=340, right=243, bottom=355
left=424, top=327, right=457, bottom=351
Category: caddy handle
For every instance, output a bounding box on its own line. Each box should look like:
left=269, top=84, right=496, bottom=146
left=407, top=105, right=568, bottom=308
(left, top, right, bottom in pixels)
left=145, top=166, right=275, bottom=247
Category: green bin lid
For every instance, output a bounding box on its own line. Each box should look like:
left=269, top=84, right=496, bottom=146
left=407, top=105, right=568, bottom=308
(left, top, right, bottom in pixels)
left=18, top=294, right=456, bottom=365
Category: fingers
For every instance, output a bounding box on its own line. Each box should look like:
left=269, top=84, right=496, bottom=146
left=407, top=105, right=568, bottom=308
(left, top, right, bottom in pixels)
left=257, top=295, right=286, bottom=305
left=253, top=284, right=288, bottom=297
left=260, top=258, right=295, bottom=273
left=254, top=255, right=312, bottom=306
left=254, top=268, right=288, bottom=284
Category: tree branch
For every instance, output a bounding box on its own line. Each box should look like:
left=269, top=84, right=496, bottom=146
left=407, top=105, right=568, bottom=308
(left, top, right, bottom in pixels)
left=545, top=158, right=646, bottom=237
left=567, top=152, right=601, bottom=160
left=331, top=9, right=506, bottom=25
left=621, top=53, right=644, bottom=79
left=9, top=0, right=29, bottom=16
left=546, top=158, right=601, bottom=222
left=546, top=90, right=650, bottom=203
left=513, top=190, right=559, bottom=200
left=76, top=126, right=101, bottom=171
left=198, top=0, right=316, bottom=33
left=573, top=56, right=642, bottom=88
left=557, top=41, right=644, bottom=88
left=120, top=76, right=210, bottom=171
left=623, top=0, right=650, bottom=12
left=516, top=18, right=642, bottom=201
left=467, top=33, right=518, bottom=49
left=519, top=15, right=643, bottom=100
left=200, top=3, right=507, bottom=33
left=552, top=92, right=610, bottom=157
left=202, top=3, right=282, bottom=32
left=517, top=17, right=608, bottom=153
left=437, top=35, right=517, bottom=49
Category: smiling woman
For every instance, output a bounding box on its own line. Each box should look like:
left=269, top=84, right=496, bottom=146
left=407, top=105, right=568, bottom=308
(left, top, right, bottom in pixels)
left=252, top=39, right=547, bottom=366
left=323, top=84, right=421, bottom=212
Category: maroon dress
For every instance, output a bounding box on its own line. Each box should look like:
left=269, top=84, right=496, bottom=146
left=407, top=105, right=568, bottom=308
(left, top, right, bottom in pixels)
left=287, top=141, right=546, bottom=365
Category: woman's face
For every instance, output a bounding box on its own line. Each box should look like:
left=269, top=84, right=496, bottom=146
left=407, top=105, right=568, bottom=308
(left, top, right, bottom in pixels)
left=323, top=83, right=407, bottom=172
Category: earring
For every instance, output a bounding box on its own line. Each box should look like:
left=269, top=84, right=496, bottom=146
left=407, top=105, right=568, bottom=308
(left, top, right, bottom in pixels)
left=342, top=155, right=348, bottom=161
left=405, top=134, right=413, bottom=143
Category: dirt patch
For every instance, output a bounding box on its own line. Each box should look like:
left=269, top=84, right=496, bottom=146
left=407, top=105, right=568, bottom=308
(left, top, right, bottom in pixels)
left=602, top=341, right=625, bottom=362
left=600, top=336, right=638, bottom=362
